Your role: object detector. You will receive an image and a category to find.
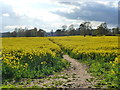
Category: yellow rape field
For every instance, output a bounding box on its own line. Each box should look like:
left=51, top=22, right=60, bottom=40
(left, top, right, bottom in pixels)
left=50, top=36, right=118, bottom=54
left=1, top=37, right=69, bottom=82
left=1, top=36, right=120, bottom=88
left=50, top=36, right=119, bottom=88
left=2, top=37, right=61, bottom=55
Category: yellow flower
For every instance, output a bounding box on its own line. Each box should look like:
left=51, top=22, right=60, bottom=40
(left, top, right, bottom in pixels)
left=109, top=61, right=112, bottom=64
left=41, top=61, right=46, bottom=64
left=111, top=70, right=115, bottom=74
left=114, top=57, right=120, bottom=64
left=112, top=64, right=115, bottom=67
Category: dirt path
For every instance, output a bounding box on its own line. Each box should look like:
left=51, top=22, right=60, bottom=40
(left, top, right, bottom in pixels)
left=16, top=55, right=97, bottom=88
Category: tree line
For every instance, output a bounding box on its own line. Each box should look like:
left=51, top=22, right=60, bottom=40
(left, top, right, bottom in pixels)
left=54, top=22, right=120, bottom=36
left=1, top=21, right=120, bottom=37
left=2, top=27, right=46, bottom=37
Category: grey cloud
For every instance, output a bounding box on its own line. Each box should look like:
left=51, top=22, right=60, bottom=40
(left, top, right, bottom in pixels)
left=58, top=1, right=75, bottom=5
left=52, top=2, right=118, bottom=25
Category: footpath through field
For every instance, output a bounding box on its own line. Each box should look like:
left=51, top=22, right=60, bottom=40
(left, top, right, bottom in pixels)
left=61, top=55, right=97, bottom=88
left=14, top=38, right=98, bottom=88
left=17, top=54, right=97, bottom=88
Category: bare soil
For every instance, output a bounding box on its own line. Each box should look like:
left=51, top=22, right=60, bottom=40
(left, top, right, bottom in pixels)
left=15, top=55, right=97, bottom=88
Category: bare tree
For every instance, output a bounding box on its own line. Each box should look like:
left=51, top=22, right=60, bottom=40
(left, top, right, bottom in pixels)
left=79, top=22, right=92, bottom=36
left=96, top=22, right=109, bottom=35
left=62, top=25, right=67, bottom=31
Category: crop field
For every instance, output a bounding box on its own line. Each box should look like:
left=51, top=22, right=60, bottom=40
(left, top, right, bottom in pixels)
left=2, top=37, right=70, bottom=82
left=1, top=36, right=120, bottom=88
left=50, top=36, right=120, bottom=88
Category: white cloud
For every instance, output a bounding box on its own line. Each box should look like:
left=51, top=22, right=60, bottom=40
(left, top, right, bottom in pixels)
left=1, top=0, right=118, bottom=32
left=96, top=1, right=118, bottom=8
left=91, top=21, right=103, bottom=28
left=2, top=0, right=52, bottom=7
left=5, top=25, right=23, bottom=29
left=4, top=25, right=37, bottom=32
left=2, top=13, right=9, bottom=17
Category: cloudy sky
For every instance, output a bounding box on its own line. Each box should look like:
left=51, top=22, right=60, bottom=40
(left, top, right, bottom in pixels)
left=0, top=0, right=119, bottom=32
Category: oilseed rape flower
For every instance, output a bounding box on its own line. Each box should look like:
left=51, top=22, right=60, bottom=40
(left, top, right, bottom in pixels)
left=1, top=36, right=119, bottom=88
left=2, top=37, right=69, bottom=81
left=114, top=56, right=120, bottom=64
left=49, top=36, right=119, bottom=88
